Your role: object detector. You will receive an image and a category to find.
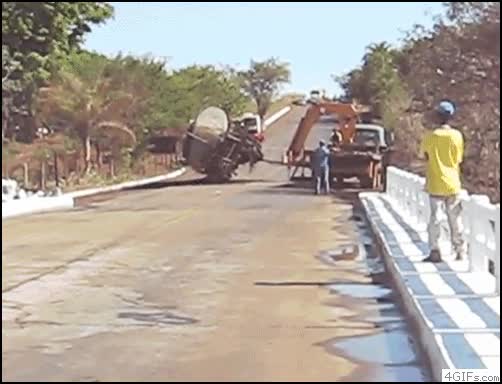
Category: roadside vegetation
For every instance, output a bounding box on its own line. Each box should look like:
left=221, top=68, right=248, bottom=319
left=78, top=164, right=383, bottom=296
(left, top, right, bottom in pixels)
left=337, top=2, right=500, bottom=202
left=2, top=2, right=291, bottom=190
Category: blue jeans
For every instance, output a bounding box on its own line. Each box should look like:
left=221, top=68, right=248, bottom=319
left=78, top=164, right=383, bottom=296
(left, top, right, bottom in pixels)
left=314, top=167, right=330, bottom=194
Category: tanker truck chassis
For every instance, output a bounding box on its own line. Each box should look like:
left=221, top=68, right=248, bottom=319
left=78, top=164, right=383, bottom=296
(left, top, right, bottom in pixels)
left=147, top=107, right=263, bottom=182
left=181, top=106, right=263, bottom=182
left=182, top=124, right=263, bottom=182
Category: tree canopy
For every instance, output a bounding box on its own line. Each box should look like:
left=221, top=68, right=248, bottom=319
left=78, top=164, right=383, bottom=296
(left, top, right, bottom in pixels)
left=2, top=2, right=113, bottom=140
left=239, top=58, right=291, bottom=120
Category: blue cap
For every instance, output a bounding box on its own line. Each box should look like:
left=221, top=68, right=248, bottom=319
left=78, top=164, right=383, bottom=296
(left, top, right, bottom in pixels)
left=437, top=100, right=456, bottom=117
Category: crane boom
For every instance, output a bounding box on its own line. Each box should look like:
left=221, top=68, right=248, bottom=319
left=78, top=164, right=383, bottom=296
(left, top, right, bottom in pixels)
left=287, top=101, right=367, bottom=163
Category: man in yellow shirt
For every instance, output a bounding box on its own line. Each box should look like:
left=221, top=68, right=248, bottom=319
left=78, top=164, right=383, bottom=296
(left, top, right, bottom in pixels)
left=420, top=100, right=467, bottom=263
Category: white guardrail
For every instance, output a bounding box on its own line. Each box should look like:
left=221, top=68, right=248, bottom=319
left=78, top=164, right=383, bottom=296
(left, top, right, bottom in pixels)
left=386, top=166, right=500, bottom=293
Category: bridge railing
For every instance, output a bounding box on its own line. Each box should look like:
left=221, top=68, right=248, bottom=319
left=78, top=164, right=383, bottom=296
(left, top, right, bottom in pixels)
left=386, top=166, right=500, bottom=293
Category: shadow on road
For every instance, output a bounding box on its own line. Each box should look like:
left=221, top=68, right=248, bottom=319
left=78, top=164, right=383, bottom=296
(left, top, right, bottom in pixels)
left=249, top=177, right=374, bottom=201
left=255, top=281, right=333, bottom=287
left=261, top=159, right=287, bottom=166
left=125, top=177, right=270, bottom=191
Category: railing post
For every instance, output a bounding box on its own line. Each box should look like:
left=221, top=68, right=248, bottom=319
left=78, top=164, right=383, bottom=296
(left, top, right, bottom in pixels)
left=468, top=195, right=490, bottom=272
left=460, top=191, right=471, bottom=263
left=393, top=168, right=402, bottom=205
left=403, top=173, right=411, bottom=214
left=386, top=167, right=394, bottom=199
left=400, top=169, right=407, bottom=209
left=419, top=178, right=429, bottom=225
left=408, top=174, right=416, bottom=222
left=466, top=196, right=478, bottom=272
left=495, top=204, right=500, bottom=294
left=411, top=174, right=422, bottom=223
left=388, top=167, right=398, bottom=201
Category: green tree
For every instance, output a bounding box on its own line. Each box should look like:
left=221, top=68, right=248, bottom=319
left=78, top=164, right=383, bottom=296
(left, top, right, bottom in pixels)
left=35, top=54, right=139, bottom=174
left=239, top=58, right=291, bottom=121
left=2, top=2, right=113, bottom=141
left=336, top=42, right=408, bottom=123
left=156, top=65, right=249, bottom=128
left=34, top=53, right=250, bottom=172
left=337, top=2, right=500, bottom=201
left=401, top=1, right=500, bottom=199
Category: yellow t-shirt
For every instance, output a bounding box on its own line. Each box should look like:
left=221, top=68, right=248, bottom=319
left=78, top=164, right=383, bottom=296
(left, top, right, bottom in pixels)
left=420, top=126, right=464, bottom=196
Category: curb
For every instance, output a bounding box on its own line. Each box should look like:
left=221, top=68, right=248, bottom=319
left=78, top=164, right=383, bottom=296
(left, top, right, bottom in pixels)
left=2, top=195, right=75, bottom=219
left=2, top=104, right=291, bottom=221
left=360, top=192, right=446, bottom=381
left=66, top=167, right=186, bottom=199
left=2, top=167, right=186, bottom=220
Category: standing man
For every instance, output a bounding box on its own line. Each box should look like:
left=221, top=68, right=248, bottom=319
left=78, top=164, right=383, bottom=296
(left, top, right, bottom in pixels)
left=420, top=100, right=467, bottom=262
left=312, top=140, right=331, bottom=195
left=330, top=129, right=342, bottom=147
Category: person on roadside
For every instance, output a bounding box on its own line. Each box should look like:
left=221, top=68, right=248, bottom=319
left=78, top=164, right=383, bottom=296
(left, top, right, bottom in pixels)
left=312, top=139, right=331, bottom=195
left=330, top=129, right=342, bottom=147
left=420, top=100, right=467, bottom=263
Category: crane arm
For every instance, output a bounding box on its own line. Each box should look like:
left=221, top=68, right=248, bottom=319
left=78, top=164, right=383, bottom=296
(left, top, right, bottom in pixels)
left=287, top=104, right=322, bottom=159
left=286, top=102, right=363, bottom=162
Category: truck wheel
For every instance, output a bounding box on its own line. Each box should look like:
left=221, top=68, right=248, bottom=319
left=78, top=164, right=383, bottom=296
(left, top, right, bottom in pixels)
left=373, top=166, right=383, bottom=190
left=360, top=176, right=372, bottom=189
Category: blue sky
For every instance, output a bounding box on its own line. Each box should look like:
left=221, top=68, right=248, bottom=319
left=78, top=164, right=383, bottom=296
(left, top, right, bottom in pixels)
left=84, top=2, right=444, bottom=96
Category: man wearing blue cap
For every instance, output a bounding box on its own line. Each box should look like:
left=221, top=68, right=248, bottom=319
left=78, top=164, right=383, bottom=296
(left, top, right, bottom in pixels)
left=420, top=100, right=467, bottom=262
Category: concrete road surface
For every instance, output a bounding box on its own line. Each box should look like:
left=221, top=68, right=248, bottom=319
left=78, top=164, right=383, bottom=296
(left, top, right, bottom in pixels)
left=2, top=107, right=427, bottom=382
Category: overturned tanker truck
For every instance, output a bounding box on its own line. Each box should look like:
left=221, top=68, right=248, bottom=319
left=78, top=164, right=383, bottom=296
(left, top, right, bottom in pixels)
left=148, top=107, right=264, bottom=182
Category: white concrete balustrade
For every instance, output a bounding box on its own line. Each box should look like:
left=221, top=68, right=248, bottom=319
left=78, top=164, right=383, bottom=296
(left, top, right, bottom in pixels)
left=361, top=167, right=500, bottom=378
left=386, top=166, right=500, bottom=293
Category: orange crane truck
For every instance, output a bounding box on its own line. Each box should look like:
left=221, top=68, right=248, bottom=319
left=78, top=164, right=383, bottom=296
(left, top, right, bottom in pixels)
left=285, top=101, right=393, bottom=189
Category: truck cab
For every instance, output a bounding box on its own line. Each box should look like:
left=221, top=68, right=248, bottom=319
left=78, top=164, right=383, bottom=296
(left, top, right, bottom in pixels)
left=352, top=124, right=390, bottom=150
left=309, top=90, right=321, bottom=104
left=329, top=123, right=394, bottom=189
left=240, top=113, right=264, bottom=142
left=331, top=124, right=393, bottom=151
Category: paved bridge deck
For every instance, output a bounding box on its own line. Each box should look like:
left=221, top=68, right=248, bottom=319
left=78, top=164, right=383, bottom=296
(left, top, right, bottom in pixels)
left=360, top=192, right=500, bottom=380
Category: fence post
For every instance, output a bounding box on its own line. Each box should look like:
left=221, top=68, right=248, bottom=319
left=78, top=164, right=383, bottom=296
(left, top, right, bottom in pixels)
left=495, top=204, right=500, bottom=294
left=40, top=161, right=46, bottom=191
left=54, top=152, right=59, bottom=188
left=23, top=163, right=29, bottom=188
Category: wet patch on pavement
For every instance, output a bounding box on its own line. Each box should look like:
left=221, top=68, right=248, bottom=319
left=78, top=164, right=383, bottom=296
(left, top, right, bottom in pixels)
left=325, top=327, right=418, bottom=365
left=328, top=282, right=393, bottom=300
left=318, top=204, right=430, bottom=382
